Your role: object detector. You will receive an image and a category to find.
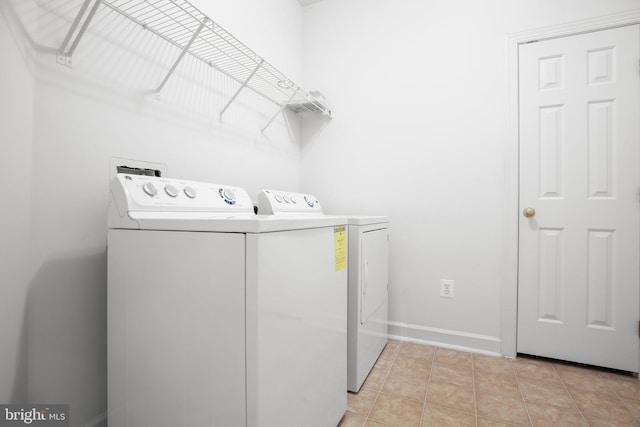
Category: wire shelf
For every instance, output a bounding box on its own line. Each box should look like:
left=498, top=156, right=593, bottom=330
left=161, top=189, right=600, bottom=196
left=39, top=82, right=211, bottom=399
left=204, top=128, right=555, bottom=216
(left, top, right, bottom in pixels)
left=57, top=0, right=332, bottom=131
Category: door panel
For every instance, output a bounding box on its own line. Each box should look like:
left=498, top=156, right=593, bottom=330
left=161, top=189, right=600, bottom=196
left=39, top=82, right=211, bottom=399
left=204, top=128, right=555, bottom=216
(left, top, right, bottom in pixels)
left=517, top=25, right=640, bottom=372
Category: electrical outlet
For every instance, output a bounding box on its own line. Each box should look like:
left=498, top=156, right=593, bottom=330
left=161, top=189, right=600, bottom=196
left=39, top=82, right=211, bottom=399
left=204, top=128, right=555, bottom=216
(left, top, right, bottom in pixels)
left=440, top=279, right=454, bottom=298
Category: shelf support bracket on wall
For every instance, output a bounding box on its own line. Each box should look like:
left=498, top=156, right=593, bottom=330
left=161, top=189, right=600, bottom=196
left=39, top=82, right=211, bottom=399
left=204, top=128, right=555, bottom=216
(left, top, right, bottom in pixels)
left=261, top=92, right=297, bottom=133
left=220, top=59, right=265, bottom=119
left=57, top=0, right=102, bottom=67
left=156, top=17, right=208, bottom=98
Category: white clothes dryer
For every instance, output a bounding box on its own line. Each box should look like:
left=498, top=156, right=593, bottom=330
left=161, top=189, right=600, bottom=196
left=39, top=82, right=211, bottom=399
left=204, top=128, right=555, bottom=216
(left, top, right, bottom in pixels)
left=257, top=190, right=389, bottom=392
left=107, top=174, right=348, bottom=427
left=345, top=215, right=389, bottom=392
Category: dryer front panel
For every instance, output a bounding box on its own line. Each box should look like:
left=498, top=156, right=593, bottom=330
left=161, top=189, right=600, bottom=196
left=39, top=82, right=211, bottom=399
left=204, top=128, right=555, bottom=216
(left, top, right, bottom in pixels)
left=360, top=228, right=389, bottom=324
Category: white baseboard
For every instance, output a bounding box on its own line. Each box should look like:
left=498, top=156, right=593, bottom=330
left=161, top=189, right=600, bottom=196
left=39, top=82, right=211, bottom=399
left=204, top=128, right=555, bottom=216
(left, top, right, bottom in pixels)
left=387, top=321, right=503, bottom=356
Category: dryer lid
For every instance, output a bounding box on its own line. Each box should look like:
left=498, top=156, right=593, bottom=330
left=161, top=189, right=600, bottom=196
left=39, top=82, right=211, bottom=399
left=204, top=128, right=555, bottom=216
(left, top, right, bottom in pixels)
left=257, top=189, right=323, bottom=216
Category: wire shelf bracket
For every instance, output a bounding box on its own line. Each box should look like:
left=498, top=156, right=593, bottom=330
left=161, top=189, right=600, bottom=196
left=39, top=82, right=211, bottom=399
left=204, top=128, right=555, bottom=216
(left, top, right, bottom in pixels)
left=156, top=16, right=207, bottom=99
left=220, top=58, right=265, bottom=119
left=262, top=92, right=297, bottom=133
left=55, top=0, right=333, bottom=132
left=57, top=0, right=102, bottom=67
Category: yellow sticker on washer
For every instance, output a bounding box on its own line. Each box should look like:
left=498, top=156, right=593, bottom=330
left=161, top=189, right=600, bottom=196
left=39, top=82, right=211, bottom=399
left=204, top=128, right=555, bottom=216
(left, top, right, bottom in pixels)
left=334, top=225, right=346, bottom=271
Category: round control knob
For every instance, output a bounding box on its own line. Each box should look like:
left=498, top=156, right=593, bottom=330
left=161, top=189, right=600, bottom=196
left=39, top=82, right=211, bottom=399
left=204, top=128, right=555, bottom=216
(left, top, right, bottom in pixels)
left=142, top=182, right=157, bottom=197
left=164, top=184, right=178, bottom=198
left=283, top=195, right=291, bottom=203
left=184, top=186, right=197, bottom=199
left=290, top=196, right=297, bottom=204
left=219, top=188, right=237, bottom=205
left=523, top=207, right=536, bottom=218
left=275, top=194, right=283, bottom=203
left=304, top=196, right=314, bottom=208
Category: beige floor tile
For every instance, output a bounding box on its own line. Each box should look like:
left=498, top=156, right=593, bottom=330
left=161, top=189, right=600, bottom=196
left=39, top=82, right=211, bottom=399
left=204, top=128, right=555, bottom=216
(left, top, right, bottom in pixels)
left=426, top=381, right=475, bottom=414
left=398, top=342, right=435, bottom=360
left=421, top=403, right=476, bottom=427
left=339, top=412, right=366, bottom=427
left=368, top=393, right=423, bottom=427
left=376, top=344, right=400, bottom=368
left=598, top=370, right=638, bottom=382
left=384, top=340, right=402, bottom=351
left=621, top=398, right=640, bottom=418
left=561, top=374, right=612, bottom=395
left=602, top=374, right=640, bottom=401
left=343, top=342, right=640, bottom=427
left=518, top=378, right=574, bottom=409
left=389, top=354, right=431, bottom=379
left=473, top=353, right=515, bottom=377
left=477, top=417, right=529, bottom=426
left=434, top=347, right=473, bottom=368
left=525, top=401, right=587, bottom=427
left=582, top=415, right=640, bottom=426
left=512, top=358, right=561, bottom=385
left=382, top=370, right=428, bottom=402
left=570, top=389, right=637, bottom=423
left=554, top=364, right=612, bottom=394
left=476, top=391, right=529, bottom=425
left=474, top=370, right=521, bottom=398
left=362, top=364, right=389, bottom=391
left=347, top=388, right=378, bottom=417
left=373, top=354, right=395, bottom=371
left=430, top=362, right=473, bottom=387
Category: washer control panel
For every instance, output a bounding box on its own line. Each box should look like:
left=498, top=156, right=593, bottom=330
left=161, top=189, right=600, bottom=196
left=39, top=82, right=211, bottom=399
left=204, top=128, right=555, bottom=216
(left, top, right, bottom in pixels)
left=110, top=174, right=254, bottom=217
left=257, top=189, right=323, bottom=215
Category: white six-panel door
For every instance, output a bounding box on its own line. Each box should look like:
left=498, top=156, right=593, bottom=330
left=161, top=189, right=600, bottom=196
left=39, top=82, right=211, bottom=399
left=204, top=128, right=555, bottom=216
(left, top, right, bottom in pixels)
left=517, top=25, right=640, bottom=372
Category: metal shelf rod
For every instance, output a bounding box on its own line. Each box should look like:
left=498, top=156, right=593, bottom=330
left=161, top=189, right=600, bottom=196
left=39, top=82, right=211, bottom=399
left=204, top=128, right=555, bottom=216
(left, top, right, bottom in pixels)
left=220, top=59, right=264, bottom=118
left=58, top=0, right=91, bottom=55
left=67, top=0, right=102, bottom=60
left=156, top=16, right=207, bottom=96
left=57, top=0, right=102, bottom=66
left=262, top=92, right=297, bottom=133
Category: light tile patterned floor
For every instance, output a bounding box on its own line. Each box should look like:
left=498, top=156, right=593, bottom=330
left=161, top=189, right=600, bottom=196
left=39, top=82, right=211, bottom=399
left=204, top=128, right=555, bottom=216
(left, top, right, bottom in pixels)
left=340, top=340, right=640, bottom=427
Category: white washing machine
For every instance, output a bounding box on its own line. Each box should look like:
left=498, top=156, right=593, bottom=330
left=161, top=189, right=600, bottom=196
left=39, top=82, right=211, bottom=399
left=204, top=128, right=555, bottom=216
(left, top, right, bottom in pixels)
left=257, top=190, right=389, bottom=393
left=107, top=174, right=348, bottom=427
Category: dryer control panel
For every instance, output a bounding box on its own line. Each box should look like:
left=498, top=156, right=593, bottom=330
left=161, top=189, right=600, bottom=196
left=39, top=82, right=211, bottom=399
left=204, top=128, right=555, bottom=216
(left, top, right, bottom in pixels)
left=257, top=189, right=323, bottom=215
left=109, top=174, right=254, bottom=227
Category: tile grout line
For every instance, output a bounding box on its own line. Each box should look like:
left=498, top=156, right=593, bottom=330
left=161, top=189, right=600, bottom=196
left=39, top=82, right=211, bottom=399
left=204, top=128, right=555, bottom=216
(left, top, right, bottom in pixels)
left=619, top=395, right=640, bottom=424
left=362, top=341, right=400, bottom=426
left=418, top=345, right=436, bottom=427
left=599, top=370, right=640, bottom=425
left=470, top=354, right=478, bottom=427
left=557, top=362, right=640, bottom=425
left=552, top=363, right=591, bottom=426
left=511, top=358, right=535, bottom=427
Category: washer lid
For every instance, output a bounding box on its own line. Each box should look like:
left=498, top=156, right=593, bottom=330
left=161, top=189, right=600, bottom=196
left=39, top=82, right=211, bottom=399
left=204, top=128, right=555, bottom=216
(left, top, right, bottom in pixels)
left=118, top=212, right=348, bottom=233
left=108, top=174, right=255, bottom=229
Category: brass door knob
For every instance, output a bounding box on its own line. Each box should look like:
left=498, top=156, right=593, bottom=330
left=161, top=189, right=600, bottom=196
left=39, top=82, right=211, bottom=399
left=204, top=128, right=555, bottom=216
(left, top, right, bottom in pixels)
left=523, top=207, right=536, bottom=218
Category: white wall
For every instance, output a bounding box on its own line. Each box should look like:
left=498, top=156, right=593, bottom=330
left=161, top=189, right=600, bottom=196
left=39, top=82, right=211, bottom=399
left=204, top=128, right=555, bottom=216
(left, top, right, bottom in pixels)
left=0, top=0, right=304, bottom=425
left=0, top=0, right=36, bottom=405
left=3, top=0, right=640, bottom=423
left=300, top=0, right=640, bottom=352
